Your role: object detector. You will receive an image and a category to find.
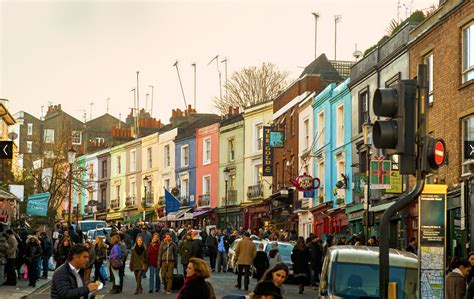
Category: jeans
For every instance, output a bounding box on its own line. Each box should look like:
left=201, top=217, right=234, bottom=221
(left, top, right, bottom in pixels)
left=0, top=264, right=5, bottom=285
left=310, top=269, right=320, bottom=285
left=148, top=266, right=161, bottom=292
left=111, top=267, right=120, bottom=286
left=94, top=261, right=105, bottom=284
left=26, top=261, right=38, bottom=286
left=42, top=255, right=51, bottom=278
left=217, top=251, right=227, bottom=272
left=237, top=265, right=250, bottom=289
left=36, top=256, right=42, bottom=278
left=160, top=261, right=175, bottom=292
left=5, top=258, right=16, bottom=285
left=209, top=250, right=217, bottom=270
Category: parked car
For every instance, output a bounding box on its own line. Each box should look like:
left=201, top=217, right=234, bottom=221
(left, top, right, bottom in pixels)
left=318, top=246, right=418, bottom=298
left=86, top=227, right=112, bottom=243
left=227, top=238, right=267, bottom=273
left=263, top=241, right=294, bottom=280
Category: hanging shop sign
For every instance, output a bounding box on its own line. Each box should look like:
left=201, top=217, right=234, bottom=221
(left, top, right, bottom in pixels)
left=262, top=126, right=273, bottom=176
left=26, top=192, right=50, bottom=217
left=269, top=131, right=285, bottom=148
left=289, top=173, right=320, bottom=191
left=386, top=170, right=402, bottom=194
left=370, top=156, right=391, bottom=189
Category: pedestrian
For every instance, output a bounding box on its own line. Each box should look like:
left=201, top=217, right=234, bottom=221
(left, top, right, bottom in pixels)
left=216, top=229, right=229, bottom=273
left=261, top=263, right=289, bottom=295
left=268, top=242, right=282, bottom=268
left=234, top=232, right=256, bottom=291
left=5, top=229, right=18, bottom=286
left=24, top=236, right=42, bottom=287
left=179, top=232, right=192, bottom=276
left=147, top=233, right=161, bottom=293
left=248, top=280, right=283, bottom=299
left=51, top=244, right=99, bottom=299
left=83, top=241, right=96, bottom=284
left=129, top=236, right=147, bottom=294
left=253, top=243, right=269, bottom=280
left=291, top=237, right=310, bottom=294
left=0, top=225, right=9, bottom=286
left=93, top=236, right=107, bottom=285
left=108, top=235, right=123, bottom=294
left=190, top=230, right=204, bottom=259
left=446, top=258, right=471, bottom=299
left=39, top=232, right=53, bottom=279
left=118, top=233, right=129, bottom=293
left=177, top=257, right=215, bottom=299
left=206, top=228, right=218, bottom=272
left=157, top=233, right=178, bottom=295
left=406, top=237, right=417, bottom=254
left=309, top=237, right=323, bottom=289
left=54, top=237, right=72, bottom=269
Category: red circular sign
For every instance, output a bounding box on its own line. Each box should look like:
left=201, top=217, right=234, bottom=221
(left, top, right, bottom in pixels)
left=434, top=140, right=445, bottom=165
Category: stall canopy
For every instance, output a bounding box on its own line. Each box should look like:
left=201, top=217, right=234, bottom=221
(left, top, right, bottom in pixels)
left=123, top=211, right=154, bottom=224
left=158, top=207, right=193, bottom=222
left=192, top=209, right=211, bottom=218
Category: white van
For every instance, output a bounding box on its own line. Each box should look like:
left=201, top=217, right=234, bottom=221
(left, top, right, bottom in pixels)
left=78, top=220, right=106, bottom=235
left=319, top=246, right=418, bottom=299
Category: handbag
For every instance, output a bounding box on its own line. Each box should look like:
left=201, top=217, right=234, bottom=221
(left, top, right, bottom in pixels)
left=110, top=258, right=123, bottom=270
left=141, top=261, right=148, bottom=272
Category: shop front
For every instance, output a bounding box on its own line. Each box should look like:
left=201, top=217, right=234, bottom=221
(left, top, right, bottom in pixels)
left=192, top=209, right=216, bottom=228
left=242, top=201, right=269, bottom=230
left=346, top=203, right=364, bottom=236
left=106, top=211, right=123, bottom=223
left=216, top=206, right=242, bottom=230
left=446, top=187, right=467, bottom=258
left=297, top=210, right=314, bottom=239
left=327, top=206, right=348, bottom=235
left=311, top=202, right=331, bottom=238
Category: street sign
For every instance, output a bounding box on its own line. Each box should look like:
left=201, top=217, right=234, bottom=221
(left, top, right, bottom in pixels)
left=0, top=141, right=13, bottom=159
left=433, top=140, right=445, bottom=166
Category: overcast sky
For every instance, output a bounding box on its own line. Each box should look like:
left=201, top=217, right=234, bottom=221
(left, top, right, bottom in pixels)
left=0, top=0, right=437, bottom=124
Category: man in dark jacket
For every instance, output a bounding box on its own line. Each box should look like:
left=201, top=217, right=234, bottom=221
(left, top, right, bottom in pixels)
left=189, top=230, right=203, bottom=259
left=405, top=237, right=417, bottom=254
left=51, top=244, right=98, bottom=299
left=40, top=232, right=53, bottom=278
left=446, top=258, right=471, bottom=299
left=309, top=238, right=324, bottom=288
left=206, top=228, right=218, bottom=271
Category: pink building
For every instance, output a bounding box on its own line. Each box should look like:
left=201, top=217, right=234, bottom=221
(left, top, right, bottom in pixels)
left=195, top=123, right=220, bottom=210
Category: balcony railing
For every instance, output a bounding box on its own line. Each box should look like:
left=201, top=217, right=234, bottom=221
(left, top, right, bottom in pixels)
left=222, top=190, right=237, bottom=206
left=97, top=201, right=107, bottom=212
left=198, top=194, right=210, bottom=207
left=247, top=183, right=263, bottom=199
left=142, top=193, right=154, bottom=207
left=158, top=196, right=165, bottom=206
left=125, top=196, right=136, bottom=208
left=110, top=198, right=120, bottom=210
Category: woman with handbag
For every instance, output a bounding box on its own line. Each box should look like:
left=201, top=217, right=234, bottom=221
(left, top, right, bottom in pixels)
left=109, top=235, right=123, bottom=294
left=94, top=236, right=107, bottom=285
left=130, top=236, right=147, bottom=294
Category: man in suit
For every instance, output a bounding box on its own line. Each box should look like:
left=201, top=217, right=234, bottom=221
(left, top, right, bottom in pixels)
left=51, top=244, right=99, bottom=299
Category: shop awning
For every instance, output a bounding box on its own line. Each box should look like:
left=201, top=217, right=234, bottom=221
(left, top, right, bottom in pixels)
left=0, top=189, right=19, bottom=201
left=175, top=208, right=193, bottom=219
left=369, top=201, right=396, bottom=212
left=123, top=211, right=154, bottom=224
left=158, top=211, right=179, bottom=222
left=193, top=209, right=211, bottom=218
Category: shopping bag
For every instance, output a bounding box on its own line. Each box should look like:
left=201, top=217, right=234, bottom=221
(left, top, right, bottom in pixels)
left=48, top=257, right=56, bottom=271
left=100, top=263, right=109, bottom=281
left=23, top=264, right=28, bottom=280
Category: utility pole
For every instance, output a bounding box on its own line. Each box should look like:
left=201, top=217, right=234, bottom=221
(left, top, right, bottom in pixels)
left=221, top=57, right=228, bottom=98
left=191, top=63, right=196, bottom=110
left=173, top=60, right=188, bottom=111
left=136, top=71, right=140, bottom=136
left=312, top=12, right=319, bottom=59
left=334, top=15, right=342, bottom=60
left=208, top=55, right=222, bottom=103
left=145, top=93, right=149, bottom=113
left=89, top=102, right=93, bottom=120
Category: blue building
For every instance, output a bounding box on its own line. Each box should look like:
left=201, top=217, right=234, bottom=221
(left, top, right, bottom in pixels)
left=313, top=78, right=352, bottom=236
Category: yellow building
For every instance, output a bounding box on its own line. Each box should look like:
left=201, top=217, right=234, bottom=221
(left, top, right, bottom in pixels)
left=0, top=99, right=17, bottom=183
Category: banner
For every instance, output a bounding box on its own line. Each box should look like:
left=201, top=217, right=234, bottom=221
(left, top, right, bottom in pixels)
left=370, top=157, right=391, bottom=189
left=164, top=188, right=180, bottom=215
left=419, top=184, right=447, bottom=299
left=262, top=126, right=273, bottom=176
left=386, top=171, right=402, bottom=194
left=26, top=192, right=50, bottom=217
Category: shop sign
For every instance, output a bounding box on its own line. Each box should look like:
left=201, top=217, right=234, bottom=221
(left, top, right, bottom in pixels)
left=262, top=126, right=273, bottom=176
left=370, top=156, right=391, bottom=189
left=26, top=192, right=49, bottom=217
left=386, top=170, right=402, bottom=194
left=353, top=173, right=367, bottom=197
left=289, top=173, right=320, bottom=191
left=348, top=210, right=364, bottom=221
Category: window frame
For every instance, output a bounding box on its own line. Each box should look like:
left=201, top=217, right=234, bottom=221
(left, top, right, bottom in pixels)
left=130, top=150, right=136, bottom=172
left=203, top=175, right=211, bottom=195
left=164, top=145, right=170, bottom=168
left=203, top=138, right=211, bottom=165
left=303, top=118, right=310, bottom=150
left=255, top=122, right=264, bottom=152
left=26, top=141, right=33, bottom=153
left=228, top=138, right=235, bottom=162
left=462, top=21, right=474, bottom=83
left=462, top=114, right=474, bottom=175
left=147, top=147, right=152, bottom=169
left=116, top=156, right=121, bottom=174
left=424, top=52, right=434, bottom=103
left=102, top=160, right=107, bottom=178
left=336, top=103, right=345, bottom=147
left=317, top=110, right=325, bottom=148
left=71, top=131, right=82, bottom=145
left=43, top=129, right=55, bottom=144
left=358, top=88, right=369, bottom=133
left=27, top=123, right=33, bottom=135
left=181, top=145, right=189, bottom=167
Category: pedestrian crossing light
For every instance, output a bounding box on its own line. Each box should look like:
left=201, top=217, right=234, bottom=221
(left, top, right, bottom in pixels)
left=373, top=80, right=417, bottom=175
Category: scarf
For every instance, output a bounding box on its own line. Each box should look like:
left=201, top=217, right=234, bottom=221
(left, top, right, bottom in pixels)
left=135, top=245, right=145, bottom=256
left=177, top=274, right=199, bottom=299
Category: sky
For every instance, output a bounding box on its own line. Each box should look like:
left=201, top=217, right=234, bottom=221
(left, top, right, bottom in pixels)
left=0, top=0, right=438, bottom=124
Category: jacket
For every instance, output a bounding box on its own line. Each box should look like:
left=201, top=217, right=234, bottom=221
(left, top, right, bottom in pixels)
left=309, top=241, right=324, bottom=270
left=253, top=251, right=269, bottom=272
left=178, top=239, right=191, bottom=265
left=129, top=245, right=147, bottom=271
left=109, top=244, right=122, bottom=261
left=86, top=247, right=96, bottom=269
left=235, top=237, right=256, bottom=266
left=291, top=246, right=310, bottom=275
left=206, top=234, right=218, bottom=253
left=217, top=234, right=230, bottom=253
left=147, top=242, right=160, bottom=267
left=157, top=241, right=178, bottom=265
left=190, top=239, right=203, bottom=259
left=24, top=239, right=42, bottom=264
left=446, top=270, right=467, bottom=299
left=466, top=279, right=474, bottom=299
left=0, top=233, right=9, bottom=262
left=177, top=275, right=211, bottom=299
left=51, top=262, right=92, bottom=299
left=41, top=236, right=53, bottom=256
left=94, top=244, right=107, bottom=263
left=54, top=244, right=71, bottom=267
left=6, top=234, right=17, bottom=259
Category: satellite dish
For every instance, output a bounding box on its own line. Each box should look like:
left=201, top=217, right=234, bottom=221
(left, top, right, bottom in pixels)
left=353, top=50, right=363, bottom=60
left=8, top=132, right=18, bottom=140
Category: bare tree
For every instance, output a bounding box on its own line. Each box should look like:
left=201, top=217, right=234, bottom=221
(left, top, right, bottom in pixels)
left=214, top=62, right=290, bottom=115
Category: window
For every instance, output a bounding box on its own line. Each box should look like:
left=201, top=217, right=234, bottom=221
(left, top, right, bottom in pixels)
left=203, top=176, right=211, bottom=194
left=254, top=163, right=262, bottom=184
left=228, top=139, right=235, bottom=161
left=318, top=160, right=325, bottom=198
left=359, top=150, right=367, bottom=173
left=147, top=148, right=152, bottom=169
left=164, top=145, right=170, bottom=167
left=304, top=119, right=309, bottom=150
left=130, top=150, right=136, bottom=172
left=181, top=145, right=189, bottom=167
left=116, top=156, right=121, bottom=174
left=101, top=188, right=106, bottom=202
left=88, top=163, right=94, bottom=180
left=88, top=189, right=93, bottom=201
left=131, top=181, right=136, bottom=197
left=317, top=111, right=325, bottom=148
left=256, top=123, right=263, bottom=151
left=43, top=129, right=55, bottom=144
left=115, top=185, right=120, bottom=199
left=26, top=141, right=32, bottom=153
left=72, top=131, right=82, bottom=145
left=463, top=22, right=474, bottom=83
left=27, top=123, right=33, bottom=135
left=229, top=174, right=236, bottom=190
left=336, top=104, right=344, bottom=147
left=424, top=53, right=434, bottom=103
left=359, top=90, right=369, bottom=133
left=164, top=179, right=170, bottom=191
left=102, top=160, right=107, bottom=178
left=203, top=138, right=211, bottom=164
left=182, top=178, right=189, bottom=197
left=462, top=115, right=474, bottom=174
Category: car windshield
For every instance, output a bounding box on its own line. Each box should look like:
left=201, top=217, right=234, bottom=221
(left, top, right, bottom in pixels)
left=80, top=221, right=106, bottom=233
left=265, top=244, right=293, bottom=257
left=88, top=228, right=111, bottom=238
left=331, top=262, right=418, bottom=299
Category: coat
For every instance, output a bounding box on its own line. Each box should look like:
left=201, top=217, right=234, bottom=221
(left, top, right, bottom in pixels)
left=55, top=244, right=71, bottom=267
left=147, top=242, right=160, bottom=267
left=206, top=234, right=218, bottom=254
left=291, top=246, right=310, bottom=275
left=190, top=239, right=203, bottom=259
left=41, top=236, right=53, bottom=256
left=6, top=234, right=17, bottom=259
left=51, top=262, right=93, bottom=299
left=253, top=251, right=269, bottom=273
left=177, top=275, right=211, bottom=299
left=446, top=271, right=467, bottom=299
left=24, top=240, right=42, bottom=265
left=178, top=239, right=191, bottom=265
left=466, top=279, right=474, bottom=299
left=234, top=237, right=256, bottom=266
left=129, top=246, right=147, bottom=271
left=0, top=233, right=9, bottom=263
left=157, top=241, right=178, bottom=266
left=309, top=241, right=324, bottom=271
left=94, top=244, right=107, bottom=263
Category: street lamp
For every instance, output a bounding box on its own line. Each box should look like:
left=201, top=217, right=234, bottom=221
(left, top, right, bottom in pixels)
left=223, top=167, right=230, bottom=228
left=143, top=175, right=151, bottom=223
left=67, top=148, right=76, bottom=226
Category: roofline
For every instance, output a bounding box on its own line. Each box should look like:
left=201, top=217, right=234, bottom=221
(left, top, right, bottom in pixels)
left=0, top=103, right=16, bottom=125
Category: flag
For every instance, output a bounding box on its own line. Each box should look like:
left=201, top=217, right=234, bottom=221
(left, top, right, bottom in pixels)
left=164, top=188, right=180, bottom=215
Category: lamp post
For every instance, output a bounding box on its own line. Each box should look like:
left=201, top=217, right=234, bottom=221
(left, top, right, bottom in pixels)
left=362, top=121, right=372, bottom=245
left=67, top=148, right=76, bottom=226
left=143, top=175, right=150, bottom=223
left=223, top=167, right=230, bottom=228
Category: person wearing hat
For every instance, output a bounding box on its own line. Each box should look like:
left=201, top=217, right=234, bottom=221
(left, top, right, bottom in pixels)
left=267, top=242, right=281, bottom=269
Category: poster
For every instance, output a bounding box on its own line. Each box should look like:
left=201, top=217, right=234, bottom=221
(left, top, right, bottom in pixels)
left=386, top=170, right=402, bottom=194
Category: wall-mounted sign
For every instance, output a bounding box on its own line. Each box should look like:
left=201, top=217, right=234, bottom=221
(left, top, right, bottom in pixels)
left=464, top=141, right=474, bottom=159
left=386, top=170, right=402, bottom=194
left=370, top=156, right=391, bottom=189
left=269, top=131, right=285, bottom=148
left=262, top=126, right=273, bottom=176
left=353, top=173, right=368, bottom=197
left=289, top=173, right=320, bottom=191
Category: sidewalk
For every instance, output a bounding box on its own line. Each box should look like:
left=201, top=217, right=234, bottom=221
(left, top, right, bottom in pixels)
left=0, top=275, right=52, bottom=299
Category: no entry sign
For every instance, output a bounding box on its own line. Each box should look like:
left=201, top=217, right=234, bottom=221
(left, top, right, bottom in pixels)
left=434, top=140, right=445, bottom=166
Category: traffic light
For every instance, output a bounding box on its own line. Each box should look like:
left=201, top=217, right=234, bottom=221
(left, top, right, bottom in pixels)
left=373, top=80, right=417, bottom=174
left=421, top=136, right=446, bottom=175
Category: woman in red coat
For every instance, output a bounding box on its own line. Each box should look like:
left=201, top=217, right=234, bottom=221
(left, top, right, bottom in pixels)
left=146, top=233, right=161, bottom=293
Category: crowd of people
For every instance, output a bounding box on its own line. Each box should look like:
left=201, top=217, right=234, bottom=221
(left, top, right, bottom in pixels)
left=446, top=253, right=474, bottom=299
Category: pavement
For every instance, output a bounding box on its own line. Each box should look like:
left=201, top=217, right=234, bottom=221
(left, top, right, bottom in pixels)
left=0, top=273, right=52, bottom=299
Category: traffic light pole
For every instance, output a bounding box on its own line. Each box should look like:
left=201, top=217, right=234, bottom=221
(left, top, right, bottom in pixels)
left=378, top=64, right=428, bottom=299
